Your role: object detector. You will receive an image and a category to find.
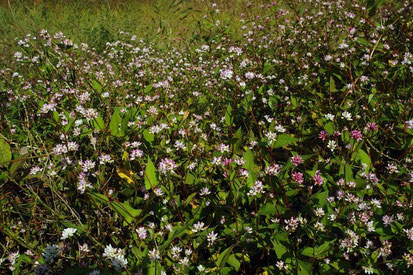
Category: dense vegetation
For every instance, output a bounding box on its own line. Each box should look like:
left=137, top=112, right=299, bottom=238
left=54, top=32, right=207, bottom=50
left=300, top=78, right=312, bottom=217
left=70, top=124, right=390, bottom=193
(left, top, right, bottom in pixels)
left=0, top=0, right=412, bottom=274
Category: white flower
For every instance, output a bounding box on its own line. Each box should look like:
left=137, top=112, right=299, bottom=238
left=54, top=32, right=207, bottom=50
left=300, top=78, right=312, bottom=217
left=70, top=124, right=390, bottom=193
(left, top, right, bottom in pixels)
left=327, top=140, right=337, bottom=151
left=276, top=260, right=288, bottom=271
left=404, top=228, right=413, bottom=241
left=148, top=248, right=160, bottom=261
left=325, top=113, right=335, bottom=121
left=110, top=254, right=128, bottom=270
left=314, top=208, right=325, bottom=217
left=30, top=166, right=43, bottom=175
left=200, top=187, right=211, bottom=196
left=275, top=125, right=286, bottom=133
left=61, top=228, right=77, bottom=240
left=314, top=222, right=326, bottom=232
left=406, top=120, right=413, bottom=129
left=136, top=227, right=147, bottom=239
left=265, top=131, right=277, bottom=145
left=103, top=244, right=119, bottom=259
left=192, top=221, right=206, bottom=233
left=207, top=231, right=218, bottom=247
left=362, top=265, right=374, bottom=274
left=103, top=244, right=127, bottom=270
left=341, top=111, right=352, bottom=121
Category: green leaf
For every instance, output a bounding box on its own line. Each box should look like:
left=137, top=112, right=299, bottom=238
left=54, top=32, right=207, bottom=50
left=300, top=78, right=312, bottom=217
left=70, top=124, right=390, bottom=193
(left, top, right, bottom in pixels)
left=301, top=247, right=314, bottom=257
left=225, top=104, right=234, bottom=126
left=109, top=109, right=123, bottom=136
left=216, top=244, right=237, bottom=270
left=234, top=127, right=243, bottom=153
left=227, top=254, right=241, bottom=271
left=144, top=158, right=158, bottom=190
left=298, top=259, right=312, bottom=275
left=274, top=134, right=297, bottom=148
left=89, top=193, right=141, bottom=224
left=184, top=192, right=197, bottom=207
left=324, top=122, right=334, bottom=135
left=160, top=225, right=189, bottom=252
left=330, top=76, right=337, bottom=92
left=144, top=84, right=152, bottom=93
left=311, top=190, right=329, bottom=207
left=355, top=149, right=371, bottom=172
left=0, top=138, right=11, bottom=165
left=345, top=164, right=353, bottom=182
left=53, top=110, right=60, bottom=122
left=92, top=116, right=105, bottom=131
left=263, top=62, right=273, bottom=75
left=185, top=171, right=195, bottom=185
left=243, top=149, right=256, bottom=172
left=93, top=79, right=103, bottom=93
left=259, top=203, right=276, bottom=215
left=146, top=260, right=162, bottom=275
left=143, top=129, right=154, bottom=143
left=317, top=239, right=336, bottom=256
left=272, top=239, right=287, bottom=259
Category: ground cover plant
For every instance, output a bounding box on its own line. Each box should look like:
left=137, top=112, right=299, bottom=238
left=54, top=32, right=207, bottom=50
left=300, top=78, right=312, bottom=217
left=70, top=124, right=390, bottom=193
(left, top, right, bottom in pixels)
left=0, top=0, right=412, bottom=274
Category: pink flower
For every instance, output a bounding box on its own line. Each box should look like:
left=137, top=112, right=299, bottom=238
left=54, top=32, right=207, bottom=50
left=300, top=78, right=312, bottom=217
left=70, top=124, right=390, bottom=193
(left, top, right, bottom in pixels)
left=319, top=130, right=328, bottom=141
left=291, top=155, right=303, bottom=166
left=158, top=158, right=177, bottom=174
left=382, top=215, right=394, bottom=227
left=223, top=158, right=232, bottom=166
left=265, top=164, right=282, bottom=176
left=366, top=122, right=377, bottom=131
left=350, top=130, right=363, bottom=141
left=292, top=172, right=304, bottom=184
left=313, top=170, right=324, bottom=185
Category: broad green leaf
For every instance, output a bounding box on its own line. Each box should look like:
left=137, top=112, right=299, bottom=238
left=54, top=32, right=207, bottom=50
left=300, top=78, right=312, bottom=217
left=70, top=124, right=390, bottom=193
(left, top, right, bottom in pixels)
left=216, top=244, right=237, bottom=270
left=274, top=134, right=297, bottom=148
left=144, top=84, right=152, bottom=93
left=259, top=203, right=276, bottom=215
left=234, top=127, right=243, bottom=153
left=144, top=158, right=158, bottom=190
left=345, top=164, right=353, bottom=182
left=298, top=259, right=312, bottom=275
left=317, top=239, right=336, bottom=256
left=243, top=149, right=256, bottom=171
left=89, top=193, right=141, bottom=224
left=272, top=239, right=287, bottom=259
left=109, top=109, right=122, bottom=136
left=146, top=260, right=162, bottom=275
left=227, top=254, right=241, bottom=271
left=311, top=190, right=329, bottom=207
left=53, top=110, right=60, bottom=122
left=355, top=149, right=371, bottom=172
left=324, top=122, right=334, bottom=135
left=185, top=171, right=195, bottom=185
left=330, top=76, right=337, bottom=92
left=301, top=247, right=314, bottom=257
left=143, top=129, right=154, bottom=143
left=160, top=225, right=189, bottom=252
left=92, top=116, right=105, bottom=131
left=93, top=79, right=103, bottom=93
left=0, top=138, right=11, bottom=165
left=225, top=104, right=234, bottom=126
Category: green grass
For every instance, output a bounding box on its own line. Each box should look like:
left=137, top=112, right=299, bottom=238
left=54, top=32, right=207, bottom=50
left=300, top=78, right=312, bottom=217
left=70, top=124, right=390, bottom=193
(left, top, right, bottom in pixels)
left=0, top=0, right=260, bottom=63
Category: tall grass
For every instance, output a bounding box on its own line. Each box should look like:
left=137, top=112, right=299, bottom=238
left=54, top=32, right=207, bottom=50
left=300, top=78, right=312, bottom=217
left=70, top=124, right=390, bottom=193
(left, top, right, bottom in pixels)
left=0, top=0, right=260, bottom=63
